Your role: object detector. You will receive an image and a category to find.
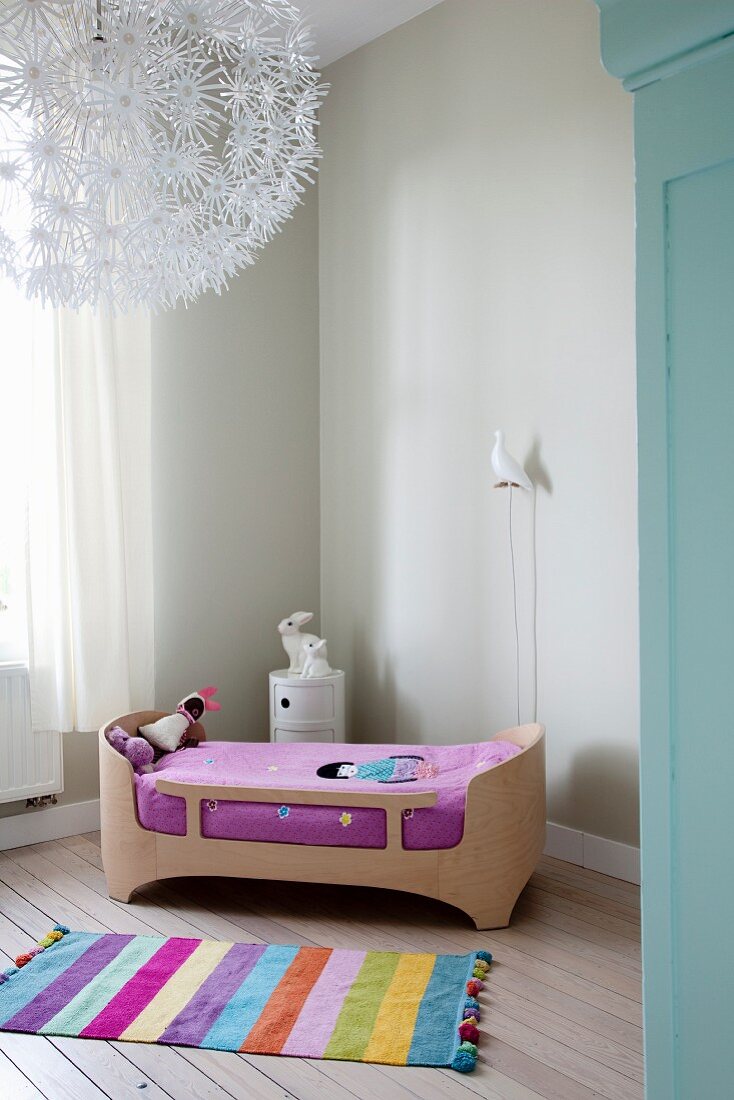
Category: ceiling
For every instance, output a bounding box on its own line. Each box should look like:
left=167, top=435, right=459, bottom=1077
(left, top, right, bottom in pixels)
left=299, top=0, right=445, bottom=66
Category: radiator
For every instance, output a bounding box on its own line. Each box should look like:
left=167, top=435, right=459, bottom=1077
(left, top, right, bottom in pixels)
left=0, top=664, right=63, bottom=804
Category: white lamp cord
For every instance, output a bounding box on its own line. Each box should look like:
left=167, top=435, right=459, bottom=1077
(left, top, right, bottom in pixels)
left=509, top=485, right=521, bottom=725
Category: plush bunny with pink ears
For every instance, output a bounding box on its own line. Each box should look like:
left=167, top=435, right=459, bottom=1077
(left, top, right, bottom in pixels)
left=189, top=686, right=222, bottom=716
left=138, top=687, right=221, bottom=754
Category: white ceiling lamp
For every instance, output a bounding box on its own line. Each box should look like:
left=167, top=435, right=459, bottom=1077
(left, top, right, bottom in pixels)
left=0, top=0, right=326, bottom=311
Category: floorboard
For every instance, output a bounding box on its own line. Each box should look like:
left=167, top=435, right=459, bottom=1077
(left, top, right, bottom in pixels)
left=0, top=835, right=643, bottom=1099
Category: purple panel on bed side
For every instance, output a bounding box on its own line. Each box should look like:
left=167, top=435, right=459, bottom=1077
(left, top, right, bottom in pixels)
left=134, top=773, right=187, bottom=836
left=202, top=800, right=386, bottom=848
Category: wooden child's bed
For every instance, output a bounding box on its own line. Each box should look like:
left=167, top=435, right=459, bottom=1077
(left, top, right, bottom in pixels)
left=98, top=713, right=545, bottom=930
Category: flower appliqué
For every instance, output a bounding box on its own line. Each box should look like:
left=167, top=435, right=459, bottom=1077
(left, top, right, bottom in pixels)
left=278, top=805, right=290, bottom=819
left=339, top=812, right=352, bottom=828
left=204, top=758, right=214, bottom=765
left=267, top=765, right=279, bottom=772
left=207, top=799, right=217, bottom=812
left=402, top=808, right=414, bottom=820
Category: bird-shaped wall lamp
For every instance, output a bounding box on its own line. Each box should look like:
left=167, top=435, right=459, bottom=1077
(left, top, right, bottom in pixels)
left=491, top=430, right=533, bottom=491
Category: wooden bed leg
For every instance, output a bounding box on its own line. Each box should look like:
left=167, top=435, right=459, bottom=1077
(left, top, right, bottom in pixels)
left=467, top=902, right=515, bottom=931
left=105, top=877, right=142, bottom=904
left=101, top=828, right=156, bottom=903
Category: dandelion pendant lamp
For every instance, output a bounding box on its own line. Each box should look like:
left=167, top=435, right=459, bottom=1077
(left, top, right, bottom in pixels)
left=0, top=0, right=326, bottom=310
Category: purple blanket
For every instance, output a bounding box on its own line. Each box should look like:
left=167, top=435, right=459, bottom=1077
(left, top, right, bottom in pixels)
left=133, top=738, right=522, bottom=850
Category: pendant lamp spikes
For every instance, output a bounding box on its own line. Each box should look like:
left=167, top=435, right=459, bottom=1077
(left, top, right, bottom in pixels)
left=0, top=0, right=326, bottom=310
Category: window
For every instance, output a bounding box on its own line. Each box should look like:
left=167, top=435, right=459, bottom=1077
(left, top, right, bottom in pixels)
left=0, top=279, right=33, bottom=663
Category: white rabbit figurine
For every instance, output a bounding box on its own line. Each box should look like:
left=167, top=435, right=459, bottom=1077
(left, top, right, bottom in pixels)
left=301, top=638, right=333, bottom=679
left=278, top=611, right=320, bottom=675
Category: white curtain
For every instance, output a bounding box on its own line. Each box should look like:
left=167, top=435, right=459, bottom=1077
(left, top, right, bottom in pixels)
left=27, top=307, right=154, bottom=734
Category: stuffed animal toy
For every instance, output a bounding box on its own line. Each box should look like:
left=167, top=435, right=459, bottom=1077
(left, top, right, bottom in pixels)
left=107, top=726, right=155, bottom=773
left=138, top=687, right=221, bottom=753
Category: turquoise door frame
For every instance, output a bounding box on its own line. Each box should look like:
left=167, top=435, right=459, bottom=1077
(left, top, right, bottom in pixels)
left=596, top=3, right=734, bottom=1097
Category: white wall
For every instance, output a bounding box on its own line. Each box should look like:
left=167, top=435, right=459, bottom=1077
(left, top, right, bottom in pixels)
left=319, top=0, right=639, bottom=845
left=152, top=192, right=321, bottom=741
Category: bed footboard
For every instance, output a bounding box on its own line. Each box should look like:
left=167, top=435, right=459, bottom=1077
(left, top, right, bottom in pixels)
left=438, top=723, right=546, bottom=928
left=98, top=716, right=545, bottom=928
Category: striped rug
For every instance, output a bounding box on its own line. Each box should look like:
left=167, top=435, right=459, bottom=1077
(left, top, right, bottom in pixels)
left=0, top=927, right=491, bottom=1073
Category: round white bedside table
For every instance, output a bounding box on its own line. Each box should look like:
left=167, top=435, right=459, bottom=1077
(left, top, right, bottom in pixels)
left=269, top=669, right=346, bottom=744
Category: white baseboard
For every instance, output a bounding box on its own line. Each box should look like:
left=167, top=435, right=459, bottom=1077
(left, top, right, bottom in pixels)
left=545, top=821, right=640, bottom=885
left=0, top=799, right=100, bottom=850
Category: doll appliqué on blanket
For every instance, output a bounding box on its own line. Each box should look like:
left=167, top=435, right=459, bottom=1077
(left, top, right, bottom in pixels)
left=316, top=755, right=439, bottom=783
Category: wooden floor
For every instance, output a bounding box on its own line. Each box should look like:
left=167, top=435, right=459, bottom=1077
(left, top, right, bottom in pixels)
left=0, top=834, right=643, bottom=1100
